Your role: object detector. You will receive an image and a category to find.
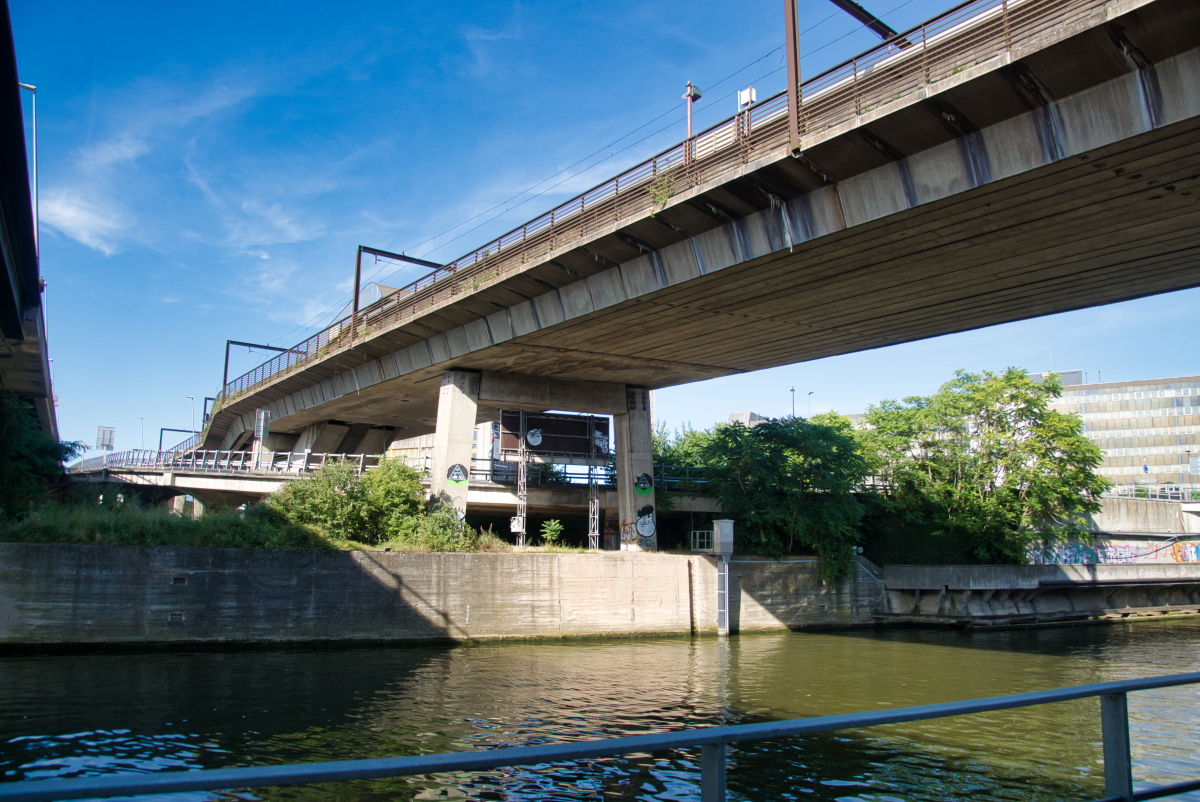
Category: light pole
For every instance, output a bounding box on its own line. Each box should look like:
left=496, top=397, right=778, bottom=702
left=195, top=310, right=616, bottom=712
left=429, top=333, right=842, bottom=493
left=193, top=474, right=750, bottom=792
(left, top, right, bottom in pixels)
left=137, top=417, right=144, bottom=450
left=186, top=396, right=195, bottom=439
left=790, top=386, right=795, bottom=418
left=683, top=81, right=701, bottom=140
left=17, top=83, right=36, bottom=255
left=808, top=391, right=814, bottom=418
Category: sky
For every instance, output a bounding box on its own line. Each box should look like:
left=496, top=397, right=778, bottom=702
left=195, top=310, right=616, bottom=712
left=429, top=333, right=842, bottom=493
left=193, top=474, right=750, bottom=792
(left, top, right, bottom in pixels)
left=10, top=0, right=1199, bottom=453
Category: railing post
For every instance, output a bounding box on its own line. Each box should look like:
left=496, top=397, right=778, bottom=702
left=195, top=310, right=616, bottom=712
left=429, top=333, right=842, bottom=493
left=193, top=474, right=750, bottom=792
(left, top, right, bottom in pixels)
left=1101, top=692, right=1133, bottom=801
left=700, top=742, right=726, bottom=802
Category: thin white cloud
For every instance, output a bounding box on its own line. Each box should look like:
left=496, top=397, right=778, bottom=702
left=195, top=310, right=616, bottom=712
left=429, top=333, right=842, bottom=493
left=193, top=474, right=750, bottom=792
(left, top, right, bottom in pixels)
left=41, top=190, right=131, bottom=256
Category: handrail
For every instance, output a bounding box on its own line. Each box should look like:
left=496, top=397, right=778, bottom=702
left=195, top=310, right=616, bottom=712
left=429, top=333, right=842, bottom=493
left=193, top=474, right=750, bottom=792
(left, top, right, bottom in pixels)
left=0, top=671, right=1196, bottom=802
left=215, top=0, right=1105, bottom=408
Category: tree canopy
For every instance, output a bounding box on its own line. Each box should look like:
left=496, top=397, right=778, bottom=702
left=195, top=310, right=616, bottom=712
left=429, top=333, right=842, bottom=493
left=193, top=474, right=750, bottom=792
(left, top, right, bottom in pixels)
left=649, top=368, right=1108, bottom=573
left=701, top=417, right=867, bottom=578
left=856, top=369, right=1109, bottom=562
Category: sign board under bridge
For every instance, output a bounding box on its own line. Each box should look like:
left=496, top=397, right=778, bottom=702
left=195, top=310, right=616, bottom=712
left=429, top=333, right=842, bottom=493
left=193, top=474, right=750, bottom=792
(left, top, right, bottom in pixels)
left=498, top=411, right=610, bottom=466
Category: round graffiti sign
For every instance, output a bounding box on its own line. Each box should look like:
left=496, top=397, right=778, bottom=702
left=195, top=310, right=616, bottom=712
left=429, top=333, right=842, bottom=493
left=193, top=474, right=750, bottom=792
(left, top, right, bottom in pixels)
left=446, top=463, right=469, bottom=487
left=526, top=428, right=543, bottom=447
left=635, top=505, right=655, bottom=538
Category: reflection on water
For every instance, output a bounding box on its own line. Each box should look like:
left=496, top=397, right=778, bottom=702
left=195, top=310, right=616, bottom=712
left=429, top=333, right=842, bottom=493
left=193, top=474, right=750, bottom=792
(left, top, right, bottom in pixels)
left=3, top=621, right=1200, bottom=801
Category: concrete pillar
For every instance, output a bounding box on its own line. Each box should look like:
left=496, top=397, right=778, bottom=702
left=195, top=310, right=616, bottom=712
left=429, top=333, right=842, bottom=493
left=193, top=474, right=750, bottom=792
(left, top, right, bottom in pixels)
left=430, top=370, right=480, bottom=518
left=169, top=495, right=185, bottom=517
left=615, top=387, right=656, bottom=551
left=191, top=496, right=206, bottom=519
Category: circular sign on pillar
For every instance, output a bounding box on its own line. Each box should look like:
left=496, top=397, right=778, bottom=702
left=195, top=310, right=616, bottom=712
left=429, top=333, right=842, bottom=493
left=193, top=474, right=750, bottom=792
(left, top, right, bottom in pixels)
left=634, top=473, right=653, bottom=495
left=635, top=505, right=655, bottom=538
left=447, top=464, right=469, bottom=487
left=526, top=429, right=543, bottom=447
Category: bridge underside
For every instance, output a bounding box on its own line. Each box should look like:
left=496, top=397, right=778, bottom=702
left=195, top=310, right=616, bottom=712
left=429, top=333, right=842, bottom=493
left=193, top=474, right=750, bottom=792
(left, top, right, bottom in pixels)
left=206, top=0, right=1200, bottom=445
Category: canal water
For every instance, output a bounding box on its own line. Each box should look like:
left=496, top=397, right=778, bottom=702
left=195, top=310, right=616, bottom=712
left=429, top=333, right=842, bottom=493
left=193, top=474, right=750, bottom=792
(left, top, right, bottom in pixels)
left=3, top=621, right=1200, bottom=801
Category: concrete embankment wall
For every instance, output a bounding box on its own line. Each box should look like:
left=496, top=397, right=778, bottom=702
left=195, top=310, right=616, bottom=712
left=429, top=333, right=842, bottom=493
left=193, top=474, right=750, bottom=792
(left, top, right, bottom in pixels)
left=883, top=564, right=1200, bottom=625
left=0, top=544, right=882, bottom=647
left=1088, top=498, right=1200, bottom=535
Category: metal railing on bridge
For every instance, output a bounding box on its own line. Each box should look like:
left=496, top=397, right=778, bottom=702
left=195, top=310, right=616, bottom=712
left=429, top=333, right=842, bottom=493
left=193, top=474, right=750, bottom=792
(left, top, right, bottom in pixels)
left=68, top=450, right=382, bottom=477
left=67, top=450, right=713, bottom=491
left=216, top=0, right=1104, bottom=407
left=0, top=671, right=1196, bottom=802
left=1108, top=485, right=1200, bottom=503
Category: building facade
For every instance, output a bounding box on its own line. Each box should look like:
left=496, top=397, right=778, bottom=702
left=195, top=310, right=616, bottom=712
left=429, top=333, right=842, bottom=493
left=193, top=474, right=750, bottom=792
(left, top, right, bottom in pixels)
left=1033, top=372, right=1200, bottom=488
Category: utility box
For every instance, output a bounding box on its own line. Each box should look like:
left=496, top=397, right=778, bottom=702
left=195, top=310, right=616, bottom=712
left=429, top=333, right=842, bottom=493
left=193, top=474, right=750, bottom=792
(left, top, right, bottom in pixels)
left=713, top=519, right=734, bottom=556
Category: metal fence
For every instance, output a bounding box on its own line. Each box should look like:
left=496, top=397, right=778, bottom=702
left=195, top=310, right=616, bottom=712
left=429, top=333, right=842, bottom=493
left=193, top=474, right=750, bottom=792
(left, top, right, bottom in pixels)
left=217, top=0, right=1105, bottom=406
left=66, top=451, right=713, bottom=493
left=67, top=450, right=382, bottom=477
left=1108, top=485, right=1200, bottom=502
left=0, top=671, right=1196, bottom=802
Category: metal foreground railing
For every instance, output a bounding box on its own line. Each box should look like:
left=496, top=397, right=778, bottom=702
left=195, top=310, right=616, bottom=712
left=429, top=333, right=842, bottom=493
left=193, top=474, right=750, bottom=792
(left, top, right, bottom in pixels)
left=1, top=673, right=1198, bottom=802
left=216, top=0, right=1109, bottom=406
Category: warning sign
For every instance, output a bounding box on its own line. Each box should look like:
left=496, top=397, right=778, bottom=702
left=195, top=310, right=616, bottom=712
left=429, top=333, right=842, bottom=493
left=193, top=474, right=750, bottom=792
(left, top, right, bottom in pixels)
left=447, top=464, right=469, bottom=486
left=635, top=473, right=653, bottom=495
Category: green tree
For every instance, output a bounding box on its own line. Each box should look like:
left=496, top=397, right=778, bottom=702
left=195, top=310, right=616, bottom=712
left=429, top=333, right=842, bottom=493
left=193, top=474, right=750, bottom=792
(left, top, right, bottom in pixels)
left=859, top=369, right=1110, bottom=562
left=362, top=458, right=426, bottom=541
left=540, top=518, right=564, bottom=544
left=267, top=459, right=379, bottom=542
left=701, top=417, right=867, bottom=578
left=653, top=421, right=714, bottom=465
left=0, top=387, right=84, bottom=518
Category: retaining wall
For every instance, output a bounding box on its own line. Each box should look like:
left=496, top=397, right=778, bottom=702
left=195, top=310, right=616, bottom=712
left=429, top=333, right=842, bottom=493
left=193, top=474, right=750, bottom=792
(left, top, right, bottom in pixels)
left=0, top=544, right=882, bottom=647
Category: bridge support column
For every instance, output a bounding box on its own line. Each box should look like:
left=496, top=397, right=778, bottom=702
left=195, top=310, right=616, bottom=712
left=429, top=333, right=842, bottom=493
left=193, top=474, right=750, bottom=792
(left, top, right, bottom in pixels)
left=615, top=387, right=656, bottom=551
left=430, top=370, right=480, bottom=519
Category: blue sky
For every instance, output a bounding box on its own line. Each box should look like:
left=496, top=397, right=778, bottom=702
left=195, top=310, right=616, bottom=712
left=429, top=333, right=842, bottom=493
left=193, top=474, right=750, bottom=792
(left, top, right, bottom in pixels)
left=11, top=0, right=1199, bottom=452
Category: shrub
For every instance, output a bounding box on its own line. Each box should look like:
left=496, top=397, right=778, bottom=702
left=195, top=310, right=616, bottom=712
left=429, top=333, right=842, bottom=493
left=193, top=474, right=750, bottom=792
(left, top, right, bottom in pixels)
left=540, top=519, right=564, bottom=544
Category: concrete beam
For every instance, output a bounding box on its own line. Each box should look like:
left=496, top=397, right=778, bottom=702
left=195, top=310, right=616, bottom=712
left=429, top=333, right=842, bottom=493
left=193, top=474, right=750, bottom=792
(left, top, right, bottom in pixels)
left=478, top=371, right=626, bottom=415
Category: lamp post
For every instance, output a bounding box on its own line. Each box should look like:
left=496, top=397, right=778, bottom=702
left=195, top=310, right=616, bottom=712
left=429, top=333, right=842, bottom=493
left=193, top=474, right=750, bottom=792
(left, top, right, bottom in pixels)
left=790, top=387, right=795, bottom=418
left=137, top=417, right=144, bottom=450
left=17, top=83, right=35, bottom=255
left=683, top=81, right=702, bottom=139
left=186, top=396, right=195, bottom=440
left=808, top=391, right=813, bottom=418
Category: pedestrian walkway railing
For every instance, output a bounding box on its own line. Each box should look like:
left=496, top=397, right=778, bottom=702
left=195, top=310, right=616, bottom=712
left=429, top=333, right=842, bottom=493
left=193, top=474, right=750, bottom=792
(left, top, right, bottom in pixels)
left=68, top=452, right=721, bottom=495
left=1108, top=485, right=1200, bottom=502
left=67, top=450, right=382, bottom=477
left=217, top=0, right=1107, bottom=406
left=1, top=672, right=1197, bottom=802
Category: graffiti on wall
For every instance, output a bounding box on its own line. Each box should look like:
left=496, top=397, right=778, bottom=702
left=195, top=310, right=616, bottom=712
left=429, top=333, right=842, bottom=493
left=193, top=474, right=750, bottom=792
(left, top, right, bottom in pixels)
left=619, top=506, right=657, bottom=549
left=1029, top=540, right=1200, bottom=565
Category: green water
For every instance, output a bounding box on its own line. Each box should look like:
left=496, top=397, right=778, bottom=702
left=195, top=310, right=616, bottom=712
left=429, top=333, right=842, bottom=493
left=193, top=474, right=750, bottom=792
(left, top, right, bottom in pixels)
left=3, top=621, right=1200, bottom=801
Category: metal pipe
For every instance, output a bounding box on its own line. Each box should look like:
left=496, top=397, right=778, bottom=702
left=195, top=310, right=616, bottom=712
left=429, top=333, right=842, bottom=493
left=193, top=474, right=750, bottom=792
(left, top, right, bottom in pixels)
left=351, top=245, right=363, bottom=342
left=1101, top=692, right=1133, bottom=800
left=784, top=0, right=801, bottom=152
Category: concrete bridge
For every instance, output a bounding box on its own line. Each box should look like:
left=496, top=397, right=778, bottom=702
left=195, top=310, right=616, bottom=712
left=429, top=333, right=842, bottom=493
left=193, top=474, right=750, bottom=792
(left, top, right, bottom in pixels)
left=190, top=0, right=1199, bottom=549
left=66, top=449, right=721, bottom=525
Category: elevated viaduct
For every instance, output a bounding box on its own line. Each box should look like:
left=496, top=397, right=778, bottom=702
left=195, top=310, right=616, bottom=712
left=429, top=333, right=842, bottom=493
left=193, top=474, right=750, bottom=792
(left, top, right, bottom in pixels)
left=188, top=0, right=1199, bottom=549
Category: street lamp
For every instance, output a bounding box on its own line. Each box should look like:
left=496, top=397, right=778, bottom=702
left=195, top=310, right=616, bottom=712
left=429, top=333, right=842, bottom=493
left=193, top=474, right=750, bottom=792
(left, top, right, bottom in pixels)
left=808, top=391, right=814, bottom=418
left=186, top=396, right=195, bottom=439
left=137, top=416, right=144, bottom=450
left=17, top=83, right=36, bottom=255
left=790, top=387, right=795, bottom=418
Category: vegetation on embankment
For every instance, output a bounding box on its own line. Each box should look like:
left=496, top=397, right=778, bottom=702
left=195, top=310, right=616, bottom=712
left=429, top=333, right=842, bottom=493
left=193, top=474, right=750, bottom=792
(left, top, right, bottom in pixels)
left=0, top=461, right=515, bottom=553
left=657, top=368, right=1110, bottom=574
